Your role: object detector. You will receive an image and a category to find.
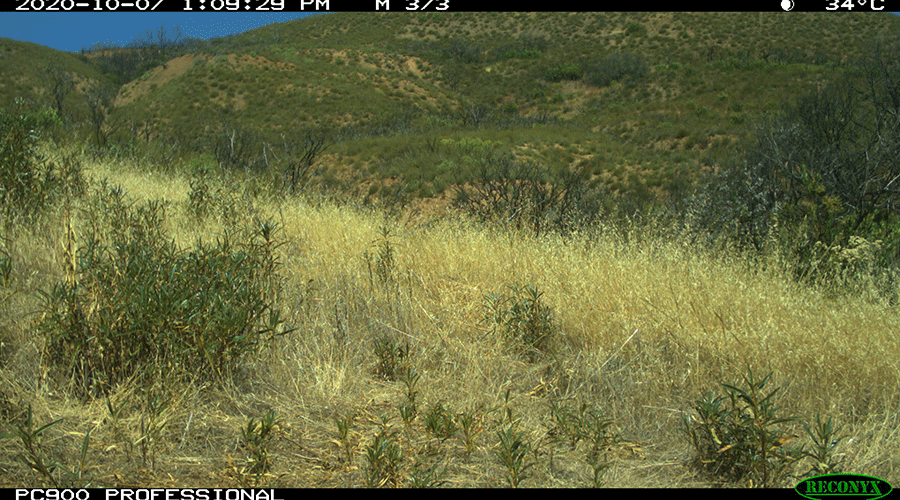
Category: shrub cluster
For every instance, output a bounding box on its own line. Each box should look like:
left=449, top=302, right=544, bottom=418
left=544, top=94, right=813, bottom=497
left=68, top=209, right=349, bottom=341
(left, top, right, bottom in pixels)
left=448, top=138, right=603, bottom=235
left=40, top=182, right=291, bottom=396
left=584, top=51, right=649, bottom=88
left=490, top=34, right=548, bottom=61
left=483, top=283, right=556, bottom=362
left=442, top=40, right=483, bottom=63
left=0, top=99, right=84, bottom=221
left=682, top=367, right=847, bottom=487
left=544, top=62, right=583, bottom=83
left=689, top=39, right=900, bottom=298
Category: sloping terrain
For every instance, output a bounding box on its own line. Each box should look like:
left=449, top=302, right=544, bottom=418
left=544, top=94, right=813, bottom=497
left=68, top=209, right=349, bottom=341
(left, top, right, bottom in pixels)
left=4, top=12, right=900, bottom=203
left=1, top=12, right=899, bottom=489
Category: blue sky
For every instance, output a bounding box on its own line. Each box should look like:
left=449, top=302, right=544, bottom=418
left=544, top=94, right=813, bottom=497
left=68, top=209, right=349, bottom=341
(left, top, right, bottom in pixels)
left=0, top=12, right=322, bottom=53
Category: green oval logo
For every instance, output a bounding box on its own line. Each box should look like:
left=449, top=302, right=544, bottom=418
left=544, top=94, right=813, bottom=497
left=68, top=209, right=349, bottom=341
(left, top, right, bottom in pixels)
left=796, top=474, right=893, bottom=500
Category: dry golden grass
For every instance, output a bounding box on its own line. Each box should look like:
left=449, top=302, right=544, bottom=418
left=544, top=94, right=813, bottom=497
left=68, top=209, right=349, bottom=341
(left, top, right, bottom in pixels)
left=0, top=154, right=897, bottom=488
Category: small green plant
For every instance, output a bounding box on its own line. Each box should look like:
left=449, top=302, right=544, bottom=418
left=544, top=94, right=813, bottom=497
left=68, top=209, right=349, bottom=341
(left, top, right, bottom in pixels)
left=547, top=398, right=617, bottom=486
left=1, top=405, right=93, bottom=487
left=104, top=395, right=128, bottom=445
left=238, top=410, right=280, bottom=486
left=682, top=366, right=803, bottom=487
left=0, top=246, right=12, bottom=288
left=365, top=417, right=404, bottom=488
left=400, top=367, right=421, bottom=405
left=495, top=422, right=534, bottom=488
left=135, top=389, right=172, bottom=469
left=455, top=406, right=484, bottom=462
left=398, top=368, right=421, bottom=426
left=424, top=402, right=456, bottom=443
left=187, top=177, right=214, bottom=220
left=548, top=398, right=586, bottom=449
left=483, top=284, right=556, bottom=362
left=801, top=414, right=846, bottom=476
left=584, top=408, right=616, bottom=487
left=365, top=224, right=396, bottom=288
left=372, top=334, right=411, bottom=381
left=334, top=413, right=356, bottom=465
left=408, top=454, right=448, bottom=488
left=398, top=401, right=417, bottom=430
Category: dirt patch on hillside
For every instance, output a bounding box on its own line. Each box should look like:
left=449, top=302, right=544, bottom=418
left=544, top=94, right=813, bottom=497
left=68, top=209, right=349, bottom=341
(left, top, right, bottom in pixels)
left=404, top=57, right=425, bottom=78
left=115, top=54, right=201, bottom=107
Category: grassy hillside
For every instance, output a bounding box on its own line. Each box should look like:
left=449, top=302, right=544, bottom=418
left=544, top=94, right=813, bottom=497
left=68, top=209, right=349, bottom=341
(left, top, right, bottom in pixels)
left=0, top=38, right=111, bottom=122
left=0, top=148, right=896, bottom=488
left=1, top=12, right=899, bottom=488
left=4, top=12, right=900, bottom=204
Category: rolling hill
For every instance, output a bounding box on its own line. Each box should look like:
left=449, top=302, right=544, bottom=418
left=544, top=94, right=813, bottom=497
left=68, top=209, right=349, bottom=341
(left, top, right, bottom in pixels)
left=4, top=12, right=900, bottom=203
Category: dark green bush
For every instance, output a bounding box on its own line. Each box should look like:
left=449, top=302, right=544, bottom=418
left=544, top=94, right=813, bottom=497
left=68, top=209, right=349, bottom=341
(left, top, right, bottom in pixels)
left=690, top=45, right=900, bottom=299
left=40, top=182, right=291, bottom=395
left=483, top=284, right=556, bottom=362
left=450, top=141, right=603, bottom=235
left=681, top=368, right=803, bottom=486
left=0, top=99, right=82, bottom=220
left=624, top=21, right=647, bottom=38
left=544, top=62, right=583, bottom=83
left=490, top=34, right=548, bottom=61
left=585, top=51, right=649, bottom=88
left=443, top=40, right=483, bottom=63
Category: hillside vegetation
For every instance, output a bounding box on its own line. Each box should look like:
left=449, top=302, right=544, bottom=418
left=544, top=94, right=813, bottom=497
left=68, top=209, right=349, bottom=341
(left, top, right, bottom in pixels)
left=0, top=12, right=898, bottom=488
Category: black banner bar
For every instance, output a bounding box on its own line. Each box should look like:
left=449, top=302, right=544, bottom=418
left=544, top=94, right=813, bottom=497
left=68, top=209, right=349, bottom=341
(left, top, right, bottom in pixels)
left=3, top=0, right=897, bottom=12
left=7, top=490, right=306, bottom=500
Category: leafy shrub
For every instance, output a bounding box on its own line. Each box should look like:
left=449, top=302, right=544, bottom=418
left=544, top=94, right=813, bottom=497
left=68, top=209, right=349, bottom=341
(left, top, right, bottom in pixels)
left=449, top=141, right=603, bottom=235
left=585, top=51, right=649, bottom=88
left=424, top=402, right=457, bottom=442
left=39, top=183, right=291, bottom=395
left=372, top=334, right=411, bottom=381
left=238, top=410, right=280, bottom=486
left=682, top=367, right=851, bottom=487
left=365, top=419, right=404, bottom=487
left=0, top=99, right=82, bottom=220
left=544, top=62, right=583, bottom=83
left=624, top=21, right=647, bottom=37
left=681, top=367, right=803, bottom=487
left=547, top=399, right=617, bottom=486
left=691, top=51, right=900, bottom=299
left=491, top=34, right=547, bottom=61
left=443, top=40, right=483, bottom=63
left=495, top=421, right=534, bottom=488
left=483, top=284, right=556, bottom=362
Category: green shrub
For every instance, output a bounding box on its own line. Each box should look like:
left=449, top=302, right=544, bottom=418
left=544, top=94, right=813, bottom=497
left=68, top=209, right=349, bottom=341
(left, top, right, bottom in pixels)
left=547, top=398, right=617, bottom=486
left=238, top=410, right=280, bottom=487
left=624, top=21, right=647, bottom=37
left=483, top=284, right=556, bottom=362
left=365, top=418, right=404, bottom=487
left=39, top=183, right=291, bottom=395
left=0, top=99, right=81, bottom=220
left=495, top=421, right=534, bottom=488
left=585, top=51, right=649, bottom=88
left=681, top=367, right=803, bottom=487
left=544, top=62, right=583, bottom=83
left=424, top=402, right=457, bottom=442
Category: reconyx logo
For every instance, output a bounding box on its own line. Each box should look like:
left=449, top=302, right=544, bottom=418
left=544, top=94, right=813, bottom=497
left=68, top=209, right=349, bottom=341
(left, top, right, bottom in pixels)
left=796, top=474, right=893, bottom=500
